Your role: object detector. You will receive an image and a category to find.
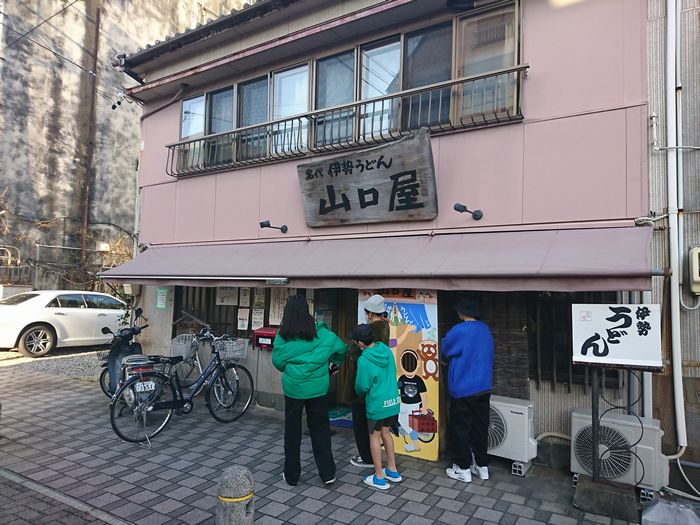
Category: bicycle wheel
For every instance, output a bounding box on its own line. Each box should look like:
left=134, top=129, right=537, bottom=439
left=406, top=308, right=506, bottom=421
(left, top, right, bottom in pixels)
left=417, top=432, right=435, bottom=443
left=99, top=367, right=111, bottom=398
left=110, top=372, right=175, bottom=443
left=206, top=363, right=254, bottom=423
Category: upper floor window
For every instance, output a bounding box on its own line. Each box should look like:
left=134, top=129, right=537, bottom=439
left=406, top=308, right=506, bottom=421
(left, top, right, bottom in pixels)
left=403, top=22, right=453, bottom=128
left=458, top=4, right=517, bottom=119
left=181, top=95, right=205, bottom=139
left=207, top=88, right=234, bottom=134
left=167, top=1, right=525, bottom=176
left=315, top=50, right=355, bottom=147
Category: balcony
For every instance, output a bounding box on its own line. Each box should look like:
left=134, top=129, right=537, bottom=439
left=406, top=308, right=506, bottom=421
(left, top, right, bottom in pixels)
left=165, top=65, right=528, bottom=178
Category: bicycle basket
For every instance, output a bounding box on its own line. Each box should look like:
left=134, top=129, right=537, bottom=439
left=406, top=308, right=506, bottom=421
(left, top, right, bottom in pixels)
left=170, top=333, right=196, bottom=357
left=217, top=338, right=249, bottom=361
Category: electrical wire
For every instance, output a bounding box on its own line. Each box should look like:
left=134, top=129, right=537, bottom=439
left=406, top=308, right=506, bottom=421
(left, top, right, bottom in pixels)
left=676, top=459, right=700, bottom=497
left=2, top=0, right=81, bottom=50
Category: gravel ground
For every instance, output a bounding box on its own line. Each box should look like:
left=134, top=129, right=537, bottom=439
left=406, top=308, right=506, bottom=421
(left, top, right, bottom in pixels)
left=0, top=347, right=106, bottom=382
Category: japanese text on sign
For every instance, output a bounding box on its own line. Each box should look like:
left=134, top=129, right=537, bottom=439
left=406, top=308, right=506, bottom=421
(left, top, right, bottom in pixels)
left=571, top=304, right=662, bottom=370
left=297, top=128, right=437, bottom=227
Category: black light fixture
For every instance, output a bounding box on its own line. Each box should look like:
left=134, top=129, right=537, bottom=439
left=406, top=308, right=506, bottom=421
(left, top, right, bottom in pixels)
left=453, top=202, right=484, bottom=220
left=259, top=220, right=288, bottom=234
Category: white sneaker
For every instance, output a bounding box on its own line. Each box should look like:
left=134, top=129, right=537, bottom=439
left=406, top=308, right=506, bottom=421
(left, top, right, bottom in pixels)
left=446, top=464, right=472, bottom=483
left=404, top=442, right=421, bottom=452
left=350, top=455, right=373, bottom=468
left=470, top=464, right=489, bottom=480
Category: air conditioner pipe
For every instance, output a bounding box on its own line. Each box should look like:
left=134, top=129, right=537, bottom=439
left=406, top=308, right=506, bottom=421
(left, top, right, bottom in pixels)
left=663, top=0, right=687, bottom=456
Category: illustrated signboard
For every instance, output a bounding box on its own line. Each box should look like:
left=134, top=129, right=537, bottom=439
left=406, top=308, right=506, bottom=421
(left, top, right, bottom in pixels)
left=216, top=287, right=239, bottom=306
left=358, top=289, right=440, bottom=461
left=298, top=128, right=437, bottom=227
left=572, top=304, right=662, bottom=370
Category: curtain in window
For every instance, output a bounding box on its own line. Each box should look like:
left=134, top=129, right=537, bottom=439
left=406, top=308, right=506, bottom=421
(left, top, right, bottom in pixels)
left=237, top=77, right=269, bottom=161
left=403, top=22, right=452, bottom=129
left=315, top=51, right=354, bottom=147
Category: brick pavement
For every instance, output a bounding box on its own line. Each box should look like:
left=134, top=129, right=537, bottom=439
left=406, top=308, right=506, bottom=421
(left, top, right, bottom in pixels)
left=0, top=364, right=668, bottom=524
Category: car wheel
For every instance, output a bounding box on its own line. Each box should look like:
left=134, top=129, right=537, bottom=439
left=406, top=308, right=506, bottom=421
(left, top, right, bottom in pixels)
left=17, top=324, right=56, bottom=357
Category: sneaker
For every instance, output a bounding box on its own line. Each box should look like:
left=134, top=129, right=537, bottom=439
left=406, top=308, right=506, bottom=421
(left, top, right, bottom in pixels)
left=282, top=472, right=297, bottom=487
left=404, top=442, right=421, bottom=452
left=364, top=474, right=390, bottom=490
left=323, top=477, right=336, bottom=485
left=383, top=468, right=402, bottom=483
left=446, top=464, right=472, bottom=483
left=350, top=455, right=373, bottom=468
left=470, top=464, right=489, bottom=480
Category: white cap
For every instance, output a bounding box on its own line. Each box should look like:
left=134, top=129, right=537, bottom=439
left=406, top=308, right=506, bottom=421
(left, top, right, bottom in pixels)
left=364, top=294, right=385, bottom=314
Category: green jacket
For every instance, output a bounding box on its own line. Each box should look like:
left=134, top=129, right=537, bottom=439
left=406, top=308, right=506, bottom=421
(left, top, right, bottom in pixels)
left=355, top=341, right=400, bottom=421
left=272, top=322, right=347, bottom=399
left=341, top=320, right=390, bottom=405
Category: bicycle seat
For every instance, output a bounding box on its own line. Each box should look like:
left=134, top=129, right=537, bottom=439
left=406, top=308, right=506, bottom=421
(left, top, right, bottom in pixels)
left=156, top=355, right=183, bottom=365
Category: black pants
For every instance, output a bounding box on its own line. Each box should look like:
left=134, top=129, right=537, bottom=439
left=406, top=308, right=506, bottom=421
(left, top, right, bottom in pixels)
left=284, top=395, right=335, bottom=483
left=448, top=393, right=491, bottom=469
left=351, top=402, right=372, bottom=463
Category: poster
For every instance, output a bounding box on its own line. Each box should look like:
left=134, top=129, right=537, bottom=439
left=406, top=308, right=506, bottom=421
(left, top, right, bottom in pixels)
left=253, top=288, right=266, bottom=308
left=358, top=289, right=440, bottom=461
left=239, top=288, right=251, bottom=307
left=237, top=308, right=250, bottom=331
left=216, top=287, right=239, bottom=306
left=251, top=308, right=265, bottom=330
left=155, top=288, right=168, bottom=310
left=269, top=287, right=296, bottom=326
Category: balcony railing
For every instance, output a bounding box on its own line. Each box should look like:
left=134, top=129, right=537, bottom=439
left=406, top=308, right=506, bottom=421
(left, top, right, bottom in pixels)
left=165, top=64, right=529, bottom=177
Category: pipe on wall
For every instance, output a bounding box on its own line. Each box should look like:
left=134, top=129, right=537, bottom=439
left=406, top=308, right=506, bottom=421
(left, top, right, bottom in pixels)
left=664, top=0, right=688, bottom=453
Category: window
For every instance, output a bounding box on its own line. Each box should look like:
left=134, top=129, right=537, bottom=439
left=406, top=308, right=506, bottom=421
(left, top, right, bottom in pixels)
left=457, top=5, right=517, bottom=119
left=178, top=95, right=206, bottom=171
left=54, top=294, right=87, bottom=308
left=272, top=64, right=309, bottom=154
left=86, top=295, right=125, bottom=309
left=237, top=76, right=269, bottom=161
left=527, top=292, right=622, bottom=387
left=315, top=51, right=355, bottom=147
left=403, top=22, right=453, bottom=129
left=360, top=37, right=401, bottom=137
left=181, top=95, right=205, bottom=139
left=206, top=88, right=235, bottom=165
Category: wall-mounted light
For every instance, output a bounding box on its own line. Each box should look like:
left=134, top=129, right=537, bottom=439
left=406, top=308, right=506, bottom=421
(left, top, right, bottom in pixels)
left=453, top=203, right=484, bottom=221
left=259, top=220, right=288, bottom=234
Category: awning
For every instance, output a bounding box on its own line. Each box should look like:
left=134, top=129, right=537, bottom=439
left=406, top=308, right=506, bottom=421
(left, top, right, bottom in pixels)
left=99, top=227, right=654, bottom=291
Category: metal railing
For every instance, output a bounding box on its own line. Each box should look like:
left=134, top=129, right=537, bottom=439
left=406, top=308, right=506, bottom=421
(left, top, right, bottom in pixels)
left=166, top=64, right=529, bottom=177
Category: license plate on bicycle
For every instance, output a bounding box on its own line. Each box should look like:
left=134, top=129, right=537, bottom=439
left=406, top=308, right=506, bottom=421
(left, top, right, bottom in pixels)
left=134, top=381, right=155, bottom=392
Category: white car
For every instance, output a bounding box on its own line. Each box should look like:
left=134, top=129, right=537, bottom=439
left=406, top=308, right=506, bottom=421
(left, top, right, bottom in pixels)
left=0, top=290, right=127, bottom=357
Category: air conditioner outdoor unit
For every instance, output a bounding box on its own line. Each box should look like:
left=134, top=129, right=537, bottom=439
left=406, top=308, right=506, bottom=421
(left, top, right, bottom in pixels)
left=570, top=408, right=669, bottom=492
left=488, top=395, right=538, bottom=476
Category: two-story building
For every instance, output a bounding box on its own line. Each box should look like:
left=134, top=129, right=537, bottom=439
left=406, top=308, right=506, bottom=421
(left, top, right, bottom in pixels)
left=104, top=0, right=695, bottom=487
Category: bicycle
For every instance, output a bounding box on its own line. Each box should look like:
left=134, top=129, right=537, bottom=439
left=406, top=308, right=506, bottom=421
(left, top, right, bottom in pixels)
left=109, top=328, right=254, bottom=444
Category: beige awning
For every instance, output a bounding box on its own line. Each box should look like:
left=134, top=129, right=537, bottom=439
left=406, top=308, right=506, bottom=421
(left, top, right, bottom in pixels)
left=99, top=227, right=654, bottom=291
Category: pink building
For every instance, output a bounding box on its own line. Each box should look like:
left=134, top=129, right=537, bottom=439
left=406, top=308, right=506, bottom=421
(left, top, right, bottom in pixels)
left=105, top=0, right=664, bottom=481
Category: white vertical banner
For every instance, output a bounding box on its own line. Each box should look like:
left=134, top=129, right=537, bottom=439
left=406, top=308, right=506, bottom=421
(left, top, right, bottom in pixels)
left=237, top=308, right=250, bottom=330
left=572, top=304, right=662, bottom=370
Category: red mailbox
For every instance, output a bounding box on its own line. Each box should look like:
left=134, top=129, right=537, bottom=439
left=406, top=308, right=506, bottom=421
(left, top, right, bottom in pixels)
left=253, top=326, right=278, bottom=350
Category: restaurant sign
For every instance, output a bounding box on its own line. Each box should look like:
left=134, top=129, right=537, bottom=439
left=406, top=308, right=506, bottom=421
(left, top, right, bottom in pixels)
left=297, top=128, right=437, bottom=227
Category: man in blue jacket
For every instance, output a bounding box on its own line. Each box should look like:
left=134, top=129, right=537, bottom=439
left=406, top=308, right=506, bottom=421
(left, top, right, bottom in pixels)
left=442, top=297, right=494, bottom=483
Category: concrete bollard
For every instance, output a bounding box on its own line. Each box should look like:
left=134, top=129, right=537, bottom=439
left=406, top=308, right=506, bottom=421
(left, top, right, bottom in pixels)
left=216, top=465, right=254, bottom=525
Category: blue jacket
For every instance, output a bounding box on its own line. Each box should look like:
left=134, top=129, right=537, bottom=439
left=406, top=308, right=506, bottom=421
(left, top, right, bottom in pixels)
left=441, top=320, right=494, bottom=398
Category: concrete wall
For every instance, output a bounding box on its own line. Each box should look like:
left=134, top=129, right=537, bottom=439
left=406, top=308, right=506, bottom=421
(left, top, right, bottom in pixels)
left=0, top=0, right=243, bottom=288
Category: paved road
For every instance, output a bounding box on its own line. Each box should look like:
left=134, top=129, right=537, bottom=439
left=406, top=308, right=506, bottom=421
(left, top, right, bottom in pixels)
left=0, top=358, right=685, bottom=524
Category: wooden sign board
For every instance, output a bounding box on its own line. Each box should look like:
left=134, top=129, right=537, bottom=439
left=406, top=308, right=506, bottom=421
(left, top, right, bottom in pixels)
left=297, top=129, right=438, bottom=227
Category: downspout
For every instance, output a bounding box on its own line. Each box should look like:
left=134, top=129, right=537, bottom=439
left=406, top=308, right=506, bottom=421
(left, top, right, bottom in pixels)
left=664, top=0, right=687, bottom=456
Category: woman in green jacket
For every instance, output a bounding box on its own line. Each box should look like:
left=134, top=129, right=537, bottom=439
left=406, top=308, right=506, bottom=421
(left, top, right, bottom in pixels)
left=272, top=295, right=347, bottom=486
